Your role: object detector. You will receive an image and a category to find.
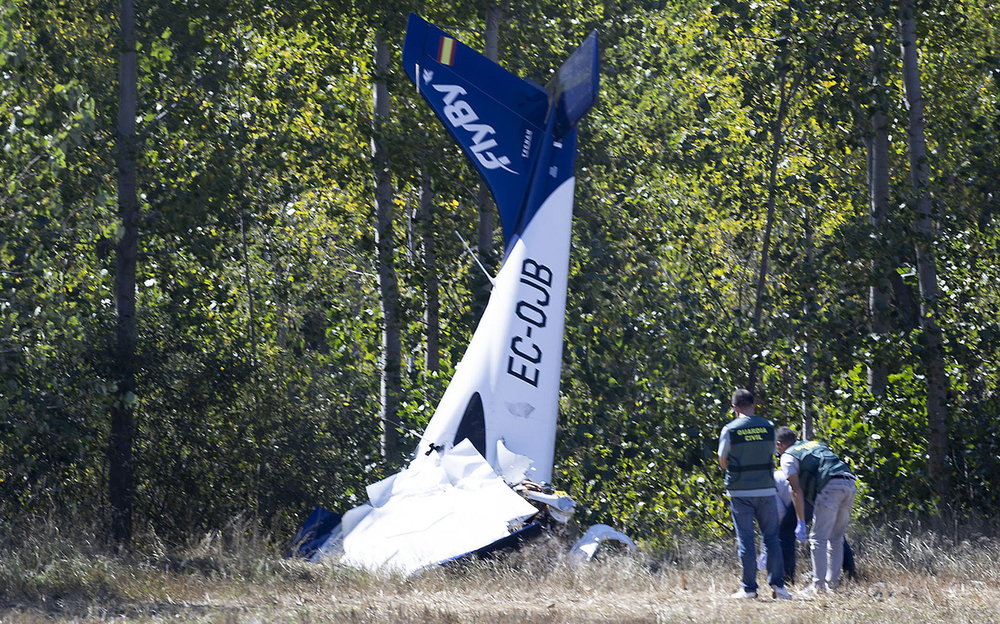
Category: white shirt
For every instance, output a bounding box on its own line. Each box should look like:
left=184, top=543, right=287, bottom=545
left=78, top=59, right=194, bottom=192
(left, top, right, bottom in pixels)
left=773, top=469, right=792, bottom=522
left=779, top=451, right=800, bottom=478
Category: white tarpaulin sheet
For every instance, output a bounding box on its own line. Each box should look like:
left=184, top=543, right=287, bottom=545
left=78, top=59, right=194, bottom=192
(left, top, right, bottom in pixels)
left=311, top=439, right=539, bottom=575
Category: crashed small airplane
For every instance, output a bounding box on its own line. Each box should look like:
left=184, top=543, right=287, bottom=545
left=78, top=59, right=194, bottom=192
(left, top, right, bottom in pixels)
left=289, top=13, right=633, bottom=575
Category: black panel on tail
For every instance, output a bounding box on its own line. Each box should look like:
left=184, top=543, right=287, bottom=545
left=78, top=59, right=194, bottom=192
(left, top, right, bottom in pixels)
left=453, top=392, right=487, bottom=457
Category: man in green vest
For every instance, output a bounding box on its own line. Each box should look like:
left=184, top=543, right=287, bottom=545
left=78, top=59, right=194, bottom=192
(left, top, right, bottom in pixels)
left=718, top=389, right=791, bottom=600
left=776, top=426, right=857, bottom=595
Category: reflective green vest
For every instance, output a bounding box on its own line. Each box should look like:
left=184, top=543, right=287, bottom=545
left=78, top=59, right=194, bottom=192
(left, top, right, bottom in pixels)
left=723, top=416, right=776, bottom=492
left=784, top=440, right=850, bottom=503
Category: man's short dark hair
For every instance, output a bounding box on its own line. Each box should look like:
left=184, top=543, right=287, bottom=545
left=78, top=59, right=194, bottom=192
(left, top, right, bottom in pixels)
left=731, top=388, right=755, bottom=409
left=776, top=426, right=797, bottom=446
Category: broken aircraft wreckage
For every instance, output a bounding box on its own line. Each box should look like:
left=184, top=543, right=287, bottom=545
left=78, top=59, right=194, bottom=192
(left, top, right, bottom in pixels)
left=288, top=14, right=634, bottom=575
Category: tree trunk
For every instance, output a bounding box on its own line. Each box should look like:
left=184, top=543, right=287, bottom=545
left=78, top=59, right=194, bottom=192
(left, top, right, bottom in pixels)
left=801, top=212, right=815, bottom=440
left=747, top=70, right=789, bottom=392
left=478, top=5, right=500, bottom=261
left=473, top=5, right=502, bottom=319
left=899, top=0, right=951, bottom=506
left=418, top=169, right=440, bottom=374
left=110, top=0, right=138, bottom=546
left=867, top=39, right=891, bottom=398
left=373, top=31, right=401, bottom=461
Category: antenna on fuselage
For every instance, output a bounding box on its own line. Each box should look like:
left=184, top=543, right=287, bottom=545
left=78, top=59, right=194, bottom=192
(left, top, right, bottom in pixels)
left=454, top=229, right=496, bottom=288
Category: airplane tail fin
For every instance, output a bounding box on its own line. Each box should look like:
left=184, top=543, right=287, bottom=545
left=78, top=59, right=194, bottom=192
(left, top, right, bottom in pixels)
left=546, top=30, right=600, bottom=140
left=401, top=14, right=598, bottom=251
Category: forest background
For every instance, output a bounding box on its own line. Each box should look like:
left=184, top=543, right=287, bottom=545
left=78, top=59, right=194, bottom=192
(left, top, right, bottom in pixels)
left=1, top=0, right=998, bottom=551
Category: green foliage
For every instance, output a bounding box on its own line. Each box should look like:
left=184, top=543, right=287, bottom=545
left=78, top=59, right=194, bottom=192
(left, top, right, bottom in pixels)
left=2, top=0, right=999, bottom=550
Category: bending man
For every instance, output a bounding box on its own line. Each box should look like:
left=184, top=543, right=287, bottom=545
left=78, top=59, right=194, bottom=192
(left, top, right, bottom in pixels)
left=776, top=426, right=857, bottom=594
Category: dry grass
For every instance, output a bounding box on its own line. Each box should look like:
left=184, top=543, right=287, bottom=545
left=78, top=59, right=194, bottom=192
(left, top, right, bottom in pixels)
left=3, top=518, right=1000, bottom=623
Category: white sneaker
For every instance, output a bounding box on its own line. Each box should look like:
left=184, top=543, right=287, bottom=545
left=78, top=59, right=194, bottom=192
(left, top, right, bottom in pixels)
left=730, top=588, right=757, bottom=599
left=771, top=585, right=792, bottom=600
left=799, top=582, right=826, bottom=596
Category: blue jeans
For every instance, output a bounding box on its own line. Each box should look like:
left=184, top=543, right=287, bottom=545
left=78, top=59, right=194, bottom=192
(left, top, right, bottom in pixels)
left=730, top=495, right=784, bottom=592
left=778, top=502, right=798, bottom=582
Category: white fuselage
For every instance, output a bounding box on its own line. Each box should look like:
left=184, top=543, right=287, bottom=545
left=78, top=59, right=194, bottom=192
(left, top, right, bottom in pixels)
left=418, top=176, right=575, bottom=483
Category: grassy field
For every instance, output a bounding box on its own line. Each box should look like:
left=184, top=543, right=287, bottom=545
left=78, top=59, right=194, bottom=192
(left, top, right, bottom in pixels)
left=2, top=518, right=999, bottom=623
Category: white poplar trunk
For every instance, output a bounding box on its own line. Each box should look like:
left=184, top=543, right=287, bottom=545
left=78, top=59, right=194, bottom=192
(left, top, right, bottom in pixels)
left=419, top=169, right=440, bottom=374
left=867, top=39, right=891, bottom=397
left=373, top=31, right=401, bottom=460
left=802, top=214, right=815, bottom=440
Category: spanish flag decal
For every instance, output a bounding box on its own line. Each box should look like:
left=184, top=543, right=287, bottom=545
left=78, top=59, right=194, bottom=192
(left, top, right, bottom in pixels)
left=437, top=36, right=456, bottom=65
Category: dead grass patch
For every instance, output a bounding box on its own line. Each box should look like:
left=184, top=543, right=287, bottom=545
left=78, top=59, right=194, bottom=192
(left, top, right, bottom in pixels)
left=2, top=520, right=999, bottom=623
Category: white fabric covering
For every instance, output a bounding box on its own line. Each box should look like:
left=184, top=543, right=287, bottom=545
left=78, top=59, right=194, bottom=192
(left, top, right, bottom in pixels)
left=312, top=439, right=539, bottom=575
left=569, top=524, right=636, bottom=562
